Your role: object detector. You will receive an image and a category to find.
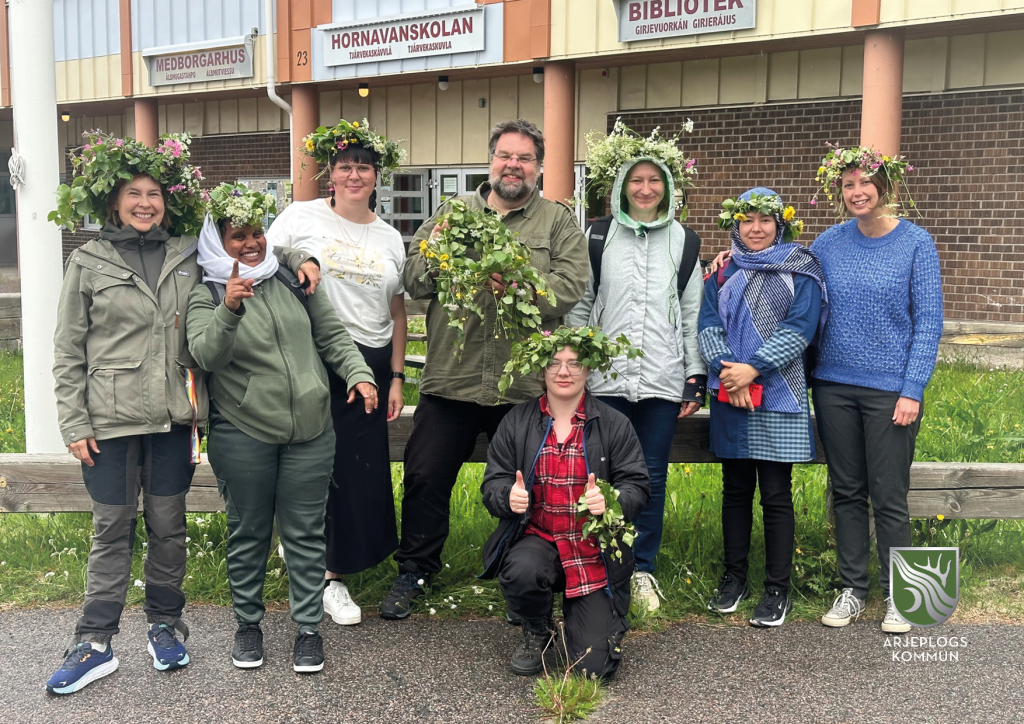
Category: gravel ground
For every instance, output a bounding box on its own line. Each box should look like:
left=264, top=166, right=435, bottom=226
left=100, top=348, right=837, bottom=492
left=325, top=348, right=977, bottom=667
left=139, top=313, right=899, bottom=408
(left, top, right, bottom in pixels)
left=1, top=606, right=1020, bottom=723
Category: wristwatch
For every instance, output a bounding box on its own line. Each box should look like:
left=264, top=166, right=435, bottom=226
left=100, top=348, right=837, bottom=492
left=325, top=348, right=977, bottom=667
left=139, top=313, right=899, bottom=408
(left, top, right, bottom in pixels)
left=391, top=372, right=406, bottom=382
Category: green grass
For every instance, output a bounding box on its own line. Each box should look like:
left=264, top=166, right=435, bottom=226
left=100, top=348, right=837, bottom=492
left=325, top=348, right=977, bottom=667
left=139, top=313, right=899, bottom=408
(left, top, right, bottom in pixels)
left=1, top=351, right=1022, bottom=628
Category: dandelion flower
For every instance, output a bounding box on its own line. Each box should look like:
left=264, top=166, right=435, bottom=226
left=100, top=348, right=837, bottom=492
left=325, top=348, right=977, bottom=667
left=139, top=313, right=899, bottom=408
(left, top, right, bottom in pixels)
left=733, top=213, right=747, bottom=222
left=782, top=207, right=796, bottom=221
left=937, top=514, right=945, bottom=520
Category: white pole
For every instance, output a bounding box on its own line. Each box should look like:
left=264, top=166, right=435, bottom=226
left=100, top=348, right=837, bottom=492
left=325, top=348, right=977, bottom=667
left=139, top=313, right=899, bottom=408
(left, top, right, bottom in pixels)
left=8, top=0, right=64, bottom=452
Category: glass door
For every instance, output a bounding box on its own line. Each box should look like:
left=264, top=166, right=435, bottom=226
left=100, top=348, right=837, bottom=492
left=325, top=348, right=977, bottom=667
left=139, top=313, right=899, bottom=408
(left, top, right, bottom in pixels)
left=377, top=170, right=429, bottom=243
left=431, top=168, right=489, bottom=210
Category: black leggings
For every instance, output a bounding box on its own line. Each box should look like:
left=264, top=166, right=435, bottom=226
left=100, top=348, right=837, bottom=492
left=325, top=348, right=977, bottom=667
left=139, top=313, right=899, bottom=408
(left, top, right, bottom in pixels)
left=720, top=459, right=794, bottom=593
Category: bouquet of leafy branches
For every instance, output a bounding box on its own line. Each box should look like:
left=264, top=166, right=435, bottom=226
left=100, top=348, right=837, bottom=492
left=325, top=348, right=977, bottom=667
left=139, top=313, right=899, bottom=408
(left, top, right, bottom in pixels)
left=419, top=199, right=553, bottom=356
left=576, top=478, right=636, bottom=562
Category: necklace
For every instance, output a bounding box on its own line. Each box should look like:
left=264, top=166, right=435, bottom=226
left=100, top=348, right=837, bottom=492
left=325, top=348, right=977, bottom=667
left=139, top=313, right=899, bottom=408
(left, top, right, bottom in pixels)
left=326, top=199, right=371, bottom=250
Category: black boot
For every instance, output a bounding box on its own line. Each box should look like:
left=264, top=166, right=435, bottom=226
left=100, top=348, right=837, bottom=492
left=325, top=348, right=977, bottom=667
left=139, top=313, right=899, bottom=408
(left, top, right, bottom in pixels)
left=510, top=617, right=554, bottom=676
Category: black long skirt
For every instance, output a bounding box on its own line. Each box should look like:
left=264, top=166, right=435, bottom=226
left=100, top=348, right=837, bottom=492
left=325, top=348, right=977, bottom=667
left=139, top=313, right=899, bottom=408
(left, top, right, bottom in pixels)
left=324, top=341, right=399, bottom=574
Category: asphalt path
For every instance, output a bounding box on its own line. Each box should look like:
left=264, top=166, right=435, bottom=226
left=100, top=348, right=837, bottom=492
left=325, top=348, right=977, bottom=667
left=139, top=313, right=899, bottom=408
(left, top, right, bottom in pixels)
left=1, top=606, right=1020, bottom=723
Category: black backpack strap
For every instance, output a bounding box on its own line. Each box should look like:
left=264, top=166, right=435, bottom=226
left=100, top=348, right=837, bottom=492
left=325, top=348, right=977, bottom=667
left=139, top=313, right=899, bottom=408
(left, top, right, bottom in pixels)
left=587, top=216, right=613, bottom=299
left=204, top=280, right=223, bottom=306
left=677, top=226, right=702, bottom=297
left=274, top=267, right=311, bottom=318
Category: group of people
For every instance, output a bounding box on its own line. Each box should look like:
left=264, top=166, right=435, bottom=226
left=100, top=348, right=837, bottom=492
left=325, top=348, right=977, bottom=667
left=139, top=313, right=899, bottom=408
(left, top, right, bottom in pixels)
left=45, top=114, right=942, bottom=695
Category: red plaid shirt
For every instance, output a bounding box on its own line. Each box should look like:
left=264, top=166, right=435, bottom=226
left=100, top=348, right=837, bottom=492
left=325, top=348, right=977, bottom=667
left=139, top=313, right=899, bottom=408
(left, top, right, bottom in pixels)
left=524, top=394, right=608, bottom=598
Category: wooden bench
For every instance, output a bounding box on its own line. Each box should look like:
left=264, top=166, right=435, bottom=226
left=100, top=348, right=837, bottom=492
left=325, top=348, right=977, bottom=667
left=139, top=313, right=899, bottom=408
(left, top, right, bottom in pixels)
left=0, top=408, right=1021, bottom=518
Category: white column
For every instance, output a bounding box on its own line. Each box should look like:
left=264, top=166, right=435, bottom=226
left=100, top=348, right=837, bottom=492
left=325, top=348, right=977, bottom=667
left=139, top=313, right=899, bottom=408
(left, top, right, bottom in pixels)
left=9, top=0, right=64, bottom=452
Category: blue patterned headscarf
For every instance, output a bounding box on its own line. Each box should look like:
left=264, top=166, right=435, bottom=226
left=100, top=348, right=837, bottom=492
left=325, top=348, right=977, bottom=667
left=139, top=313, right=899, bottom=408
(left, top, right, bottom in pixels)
left=715, top=188, right=829, bottom=412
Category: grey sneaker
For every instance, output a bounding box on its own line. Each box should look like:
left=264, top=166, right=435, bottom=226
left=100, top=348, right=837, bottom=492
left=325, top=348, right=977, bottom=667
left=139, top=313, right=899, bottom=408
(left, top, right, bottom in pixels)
left=821, top=588, right=865, bottom=628
left=631, top=571, right=662, bottom=612
left=881, top=597, right=912, bottom=634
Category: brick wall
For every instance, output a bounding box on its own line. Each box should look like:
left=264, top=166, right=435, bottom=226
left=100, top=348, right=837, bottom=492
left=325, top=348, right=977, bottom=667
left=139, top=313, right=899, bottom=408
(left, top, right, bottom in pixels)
left=614, top=89, right=1024, bottom=323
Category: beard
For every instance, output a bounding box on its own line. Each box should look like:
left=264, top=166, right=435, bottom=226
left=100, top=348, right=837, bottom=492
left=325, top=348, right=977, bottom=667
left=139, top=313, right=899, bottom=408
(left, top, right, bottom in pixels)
left=490, top=169, right=535, bottom=204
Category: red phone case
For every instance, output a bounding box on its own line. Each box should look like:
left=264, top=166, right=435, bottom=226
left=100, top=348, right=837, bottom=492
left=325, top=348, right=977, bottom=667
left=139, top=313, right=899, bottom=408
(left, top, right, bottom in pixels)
left=718, top=383, right=763, bottom=407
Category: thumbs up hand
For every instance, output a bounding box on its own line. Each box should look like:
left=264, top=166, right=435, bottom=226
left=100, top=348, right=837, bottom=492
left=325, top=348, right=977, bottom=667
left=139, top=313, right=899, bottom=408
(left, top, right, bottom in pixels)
left=585, top=473, right=606, bottom=516
left=224, top=259, right=255, bottom=312
left=509, top=470, right=529, bottom=514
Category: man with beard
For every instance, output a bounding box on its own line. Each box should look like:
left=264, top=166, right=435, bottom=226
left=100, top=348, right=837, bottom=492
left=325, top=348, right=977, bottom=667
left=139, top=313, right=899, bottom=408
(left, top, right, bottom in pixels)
left=381, top=119, right=588, bottom=619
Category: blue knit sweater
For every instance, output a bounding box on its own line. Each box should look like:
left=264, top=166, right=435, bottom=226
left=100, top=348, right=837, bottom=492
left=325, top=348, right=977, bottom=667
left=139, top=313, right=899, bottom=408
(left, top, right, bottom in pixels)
left=810, top=219, right=943, bottom=401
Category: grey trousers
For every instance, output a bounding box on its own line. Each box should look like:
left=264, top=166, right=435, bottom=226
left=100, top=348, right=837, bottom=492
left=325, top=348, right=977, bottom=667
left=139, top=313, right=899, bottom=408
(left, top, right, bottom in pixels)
left=812, top=383, right=922, bottom=600
left=75, top=427, right=195, bottom=646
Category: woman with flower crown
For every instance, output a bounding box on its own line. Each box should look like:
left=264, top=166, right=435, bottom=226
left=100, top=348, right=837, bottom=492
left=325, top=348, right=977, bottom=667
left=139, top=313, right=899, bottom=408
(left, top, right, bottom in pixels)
left=47, top=134, right=320, bottom=695
left=567, top=120, right=706, bottom=613
left=699, top=188, right=827, bottom=628
left=188, top=183, right=376, bottom=673
left=266, top=119, right=407, bottom=627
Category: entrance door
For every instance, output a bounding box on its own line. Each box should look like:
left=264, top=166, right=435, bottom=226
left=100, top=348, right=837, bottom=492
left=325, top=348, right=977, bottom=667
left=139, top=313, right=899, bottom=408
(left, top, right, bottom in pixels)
left=377, top=170, right=429, bottom=243
left=431, top=168, right=489, bottom=209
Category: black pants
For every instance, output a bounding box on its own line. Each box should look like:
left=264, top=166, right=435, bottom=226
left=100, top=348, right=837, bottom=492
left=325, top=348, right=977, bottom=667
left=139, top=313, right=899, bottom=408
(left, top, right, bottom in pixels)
left=499, top=535, right=627, bottom=681
left=396, top=394, right=513, bottom=574
left=76, top=427, right=195, bottom=644
left=813, top=383, right=921, bottom=599
left=721, top=459, right=794, bottom=593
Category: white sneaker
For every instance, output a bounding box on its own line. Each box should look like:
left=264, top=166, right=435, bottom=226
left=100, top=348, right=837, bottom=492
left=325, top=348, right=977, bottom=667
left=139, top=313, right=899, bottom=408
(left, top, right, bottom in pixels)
left=821, top=588, right=865, bottom=628
left=631, top=571, right=662, bottom=612
left=881, top=597, right=912, bottom=634
left=323, top=580, right=361, bottom=625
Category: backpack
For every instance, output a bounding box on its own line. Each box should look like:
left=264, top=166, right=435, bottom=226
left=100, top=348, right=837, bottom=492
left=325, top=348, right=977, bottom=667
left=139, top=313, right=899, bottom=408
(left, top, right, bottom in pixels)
left=587, top=216, right=702, bottom=300
left=204, top=267, right=311, bottom=318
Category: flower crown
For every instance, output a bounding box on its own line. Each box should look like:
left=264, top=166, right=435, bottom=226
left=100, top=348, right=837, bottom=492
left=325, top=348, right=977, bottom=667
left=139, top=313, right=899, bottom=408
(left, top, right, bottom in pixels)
left=50, top=132, right=206, bottom=237
left=718, top=192, right=805, bottom=242
left=577, top=118, right=697, bottom=218
left=207, top=183, right=276, bottom=229
left=301, top=118, right=405, bottom=185
left=499, top=325, right=643, bottom=396
left=812, top=143, right=917, bottom=217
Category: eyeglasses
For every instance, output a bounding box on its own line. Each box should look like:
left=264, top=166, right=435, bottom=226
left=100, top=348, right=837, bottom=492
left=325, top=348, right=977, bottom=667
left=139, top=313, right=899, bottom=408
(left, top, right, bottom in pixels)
left=335, top=164, right=376, bottom=177
left=493, top=152, right=537, bottom=165
left=545, top=360, right=584, bottom=375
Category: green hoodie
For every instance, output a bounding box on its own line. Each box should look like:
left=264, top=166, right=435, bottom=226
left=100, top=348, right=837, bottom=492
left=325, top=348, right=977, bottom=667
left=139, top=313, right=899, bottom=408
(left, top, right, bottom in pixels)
left=186, top=273, right=375, bottom=445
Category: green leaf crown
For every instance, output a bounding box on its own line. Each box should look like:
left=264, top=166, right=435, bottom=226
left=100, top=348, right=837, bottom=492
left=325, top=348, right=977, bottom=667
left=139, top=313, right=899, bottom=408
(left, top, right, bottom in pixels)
left=812, top=142, right=918, bottom=218
left=207, top=183, right=276, bottom=229
left=301, top=118, right=405, bottom=185
left=718, top=192, right=805, bottom=242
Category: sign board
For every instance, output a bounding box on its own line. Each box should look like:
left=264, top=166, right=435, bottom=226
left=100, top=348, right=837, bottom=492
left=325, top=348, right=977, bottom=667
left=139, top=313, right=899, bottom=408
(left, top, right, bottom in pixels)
left=320, top=5, right=485, bottom=67
left=615, top=0, right=756, bottom=42
left=143, top=36, right=254, bottom=87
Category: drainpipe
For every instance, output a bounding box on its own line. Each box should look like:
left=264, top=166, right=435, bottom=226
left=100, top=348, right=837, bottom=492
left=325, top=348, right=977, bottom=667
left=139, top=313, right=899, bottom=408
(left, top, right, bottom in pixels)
left=263, top=2, right=293, bottom=179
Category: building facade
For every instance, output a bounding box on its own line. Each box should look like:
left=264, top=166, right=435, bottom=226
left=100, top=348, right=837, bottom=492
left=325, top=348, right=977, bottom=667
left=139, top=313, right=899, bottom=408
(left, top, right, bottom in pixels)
left=1, top=0, right=1022, bottom=322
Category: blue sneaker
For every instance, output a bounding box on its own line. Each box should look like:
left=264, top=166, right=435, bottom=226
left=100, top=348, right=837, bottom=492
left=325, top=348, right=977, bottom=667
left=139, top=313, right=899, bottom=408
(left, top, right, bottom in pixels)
left=46, top=642, right=119, bottom=694
left=147, top=623, right=190, bottom=671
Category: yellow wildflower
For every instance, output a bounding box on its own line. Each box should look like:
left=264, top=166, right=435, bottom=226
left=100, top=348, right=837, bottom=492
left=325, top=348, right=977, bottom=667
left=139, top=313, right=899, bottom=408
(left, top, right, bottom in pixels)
left=588, top=332, right=594, bottom=337
left=733, top=212, right=747, bottom=222
left=937, top=514, right=945, bottom=520
left=536, top=289, right=546, bottom=296
left=304, top=139, right=315, bottom=152
left=440, top=254, right=449, bottom=261
left=818, top=166, right=826, bottom=174
left=827, top=194, right=833, bottom=201
left=440, top=262, right=449, bottom=271
left=782, top=206, right=796, bottom=222
left=686, top=578, right=692, bottom=585
left=352, top=121, right=360, bottom=127
left=795, top=220, right=805, bottom=234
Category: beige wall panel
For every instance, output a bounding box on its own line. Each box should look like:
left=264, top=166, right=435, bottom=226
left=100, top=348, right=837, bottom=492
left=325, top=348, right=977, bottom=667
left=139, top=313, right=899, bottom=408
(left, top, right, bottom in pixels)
left=436, top=80, right=463, bottom=165
left=564, top=0, right=599, bottom=56
left=646, top=62, right=682, bottom=109
left=204, top=102, right=221, bottom=136
left=840, top=45, right=864, bottom=97
left=157, top=105, right=167, bottom=134
left=595, top=0, right=625, bottom=53
left=219, top=100, right=239, bottom=135
left=166, top=104, right=184, bottom=134
left=888, top=0, right=953, bottom=23
left=777, top=0, right=814, bottom=35
left=518, top=75, right=544, bottom=131
left=550, top=0, right=567, bottom=57
left=798, top=48, right=841, bottom=99
left=124, top=109, right=135, bottom=141
left=55, top=62, right=68, bottom=104
left=951, top=0, right=1020, bottom=12
left=812, top=0, right=853, bottom=29
left=387, top=85, right=413, bottom=160
left=107, top=115, right=123, bottom=137
left=184, top=103, right=204, bottom=136
left=341, top=90, right=370, bottom=123
left=984, top=30, right=1024, bottom=86
left=618, top=65, right=646, bottom=110
left=81, top=59, right=96, bottom=100
left=720, top=55, right=759, bottom=105
left=462, top=79, right=491, bottom=165
left=682, top=59, right=719, bottom=107
left=256, top=98, right=279, bottom=131
left=108, top=55, right=121, bottom=99
left=320, top=91, right=341, bottom=126
left=368, top=92, right=387, bottom=137
left=489, top=76, right=519, bottom=128
left=576, top=68, right=616, bottom=159
left=409, top=82, right=437, bottom=167
left=133, top=52, right=144, bottom=96
left=768, top=52, right=799, bottom=101
left=902, top=39, right=935, bottom=93
left=929, top=37, right=949, bottom=92
left=238, top=98, right=258, bottom=133
left=66, top=59, right=82, bottom=102
left=947, top=34, right=986, bottom=89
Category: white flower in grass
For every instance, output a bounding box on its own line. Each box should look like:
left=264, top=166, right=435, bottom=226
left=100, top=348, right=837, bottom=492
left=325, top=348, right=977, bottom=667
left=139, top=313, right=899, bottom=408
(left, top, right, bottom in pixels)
left=185, top=537, right=191, bottom=543
left=417, top=579, right=425, bottom=586
left=44, top=571, right=54, bottom=579
left=196, top=551, right=205, bottom=558
left=472, top=586, right=483, bottom=595
left=142, top=542, right=148, bottom=548
left=429, top=608, right=437, bottom=615
left=63, top=571, right=68, bottom=578
left=450, top=604, right=457, bottom=610
left=134, top=579, right=143, bottom=588
left=0, top=561, right=5, bottom=566
left=488, top=605, right=494, bottom=611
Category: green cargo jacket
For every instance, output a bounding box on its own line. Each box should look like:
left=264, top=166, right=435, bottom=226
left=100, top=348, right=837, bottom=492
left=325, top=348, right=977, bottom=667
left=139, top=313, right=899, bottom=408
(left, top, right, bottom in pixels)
left=404, top=184, right=588, bottom=406
left=53, top=227, right=315, bottom=447
left=186, top=272, right=375, bottom=446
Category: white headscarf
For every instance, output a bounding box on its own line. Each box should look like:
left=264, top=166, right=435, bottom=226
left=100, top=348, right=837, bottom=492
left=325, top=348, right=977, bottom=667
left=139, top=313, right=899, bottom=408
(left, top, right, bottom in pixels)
left=197, top=214, right=280, bottom=285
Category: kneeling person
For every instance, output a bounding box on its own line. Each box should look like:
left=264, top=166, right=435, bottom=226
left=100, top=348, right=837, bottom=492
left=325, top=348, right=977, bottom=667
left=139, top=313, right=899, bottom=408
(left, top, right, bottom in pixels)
left=479, top=329, right=649, bottom=680
left=187, top=185, right=376, bottom=673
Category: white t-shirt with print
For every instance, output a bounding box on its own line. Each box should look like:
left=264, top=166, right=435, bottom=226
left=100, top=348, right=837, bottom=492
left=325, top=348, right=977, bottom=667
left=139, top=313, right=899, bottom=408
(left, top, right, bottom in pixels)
left=267, top=199, right=406, bottom=348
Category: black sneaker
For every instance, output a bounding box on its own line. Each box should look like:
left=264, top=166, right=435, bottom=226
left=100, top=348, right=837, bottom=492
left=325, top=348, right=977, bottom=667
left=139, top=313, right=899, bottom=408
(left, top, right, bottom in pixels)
left=749, top=587, right=792, bottom=628
left=292, top=629, right=324, bottom=673
left=505, top=609, right=522, bottom=626
left=379, top=572, right=429, bottom=620
left=231, top=624, right=264, bottom=669
left=510, top=618, right=555, bottom=677
left=707, top=573, right=750, bottom=613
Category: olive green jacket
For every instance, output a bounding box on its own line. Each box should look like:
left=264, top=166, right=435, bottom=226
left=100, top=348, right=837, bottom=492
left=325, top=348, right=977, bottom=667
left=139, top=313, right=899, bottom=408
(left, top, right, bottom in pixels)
left=186, top=273, right=375, bottom=445
left=53, top=227, right=315, bottom=446
left=404, top=184, right=588, bottom=405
